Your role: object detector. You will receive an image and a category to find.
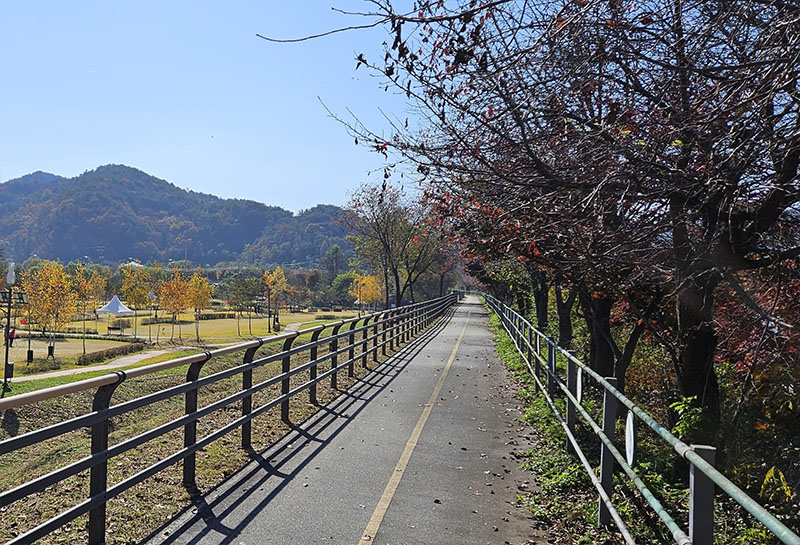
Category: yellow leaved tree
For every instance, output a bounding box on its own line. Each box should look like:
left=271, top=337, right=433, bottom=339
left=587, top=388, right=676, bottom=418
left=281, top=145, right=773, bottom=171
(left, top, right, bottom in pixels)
left=349, top=273, right=382, bottom=316
left=120, top=264, right=152, bottom=339
left=72, top=263, right=93, bottom=354
left=262, top=266, right=288, bottom=332
left=158, top=269, right=189, bottom=342
left=187, top=269, right=213, bottom=342
left=22, top=261, right=78, bottom=357
left=88, top=269, right=108, bottom=335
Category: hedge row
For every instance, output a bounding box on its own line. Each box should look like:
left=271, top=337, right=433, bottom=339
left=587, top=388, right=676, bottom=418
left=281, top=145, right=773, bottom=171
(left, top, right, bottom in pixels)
left=197, top=312, right=236, bottom=320
left=76, top=343, right=145, bottom=366
left=140, top=317, right=173, bottom=325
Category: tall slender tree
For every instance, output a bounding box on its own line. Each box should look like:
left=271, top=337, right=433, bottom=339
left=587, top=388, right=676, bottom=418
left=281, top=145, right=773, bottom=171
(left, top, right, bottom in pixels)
left=187, top=269, right=213, bottom=342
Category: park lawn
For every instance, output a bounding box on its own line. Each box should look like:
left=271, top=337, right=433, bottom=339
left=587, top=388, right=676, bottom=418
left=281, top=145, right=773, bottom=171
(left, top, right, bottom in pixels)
left=4, top=312, right=362, bottom=390
left=86, top=309, right=359, bottom=342
left=4, top=317, right=358, bottom=397
left=7, top=337, right=133, bottom=373
left=4, top=349, right=202, bottom=397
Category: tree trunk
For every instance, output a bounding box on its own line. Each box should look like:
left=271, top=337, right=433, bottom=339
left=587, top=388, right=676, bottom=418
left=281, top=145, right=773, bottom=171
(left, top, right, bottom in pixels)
left=82, top=302, right=87, bottom=355
left=671, top=197, right=721, bottom=426
left=614, top=297, right=659, bottom=395
left=133, top=309, right=138, bottom=338
left=675, top=269, right=721, bottom=424
left=267, top=293, right=271, bottom=333
left=530, top=270, right=549, bottom=331
left=579, top=291, right=615, bottom=378
left=383, top=266, right=391, bottom=309
left=439, top=272, right=445, bottom=297
left=393, top=270, right=403, bottom=306
left=555, top=286, right=577, bottom=349
left=195, top=314, right=200, bottom=343
left=516, top=292, right=529, bottom=318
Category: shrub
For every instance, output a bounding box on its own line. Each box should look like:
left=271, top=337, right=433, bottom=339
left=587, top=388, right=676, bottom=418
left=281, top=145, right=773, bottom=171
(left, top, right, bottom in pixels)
left=140, top=317, right=172, bottom=325
left=197, top=312, right=236, bottom=320
left=76, top=343, right=145, bottom=365
left=108, top=318, right=132, bottom=330
left=22, top=359, right=61, bottom=374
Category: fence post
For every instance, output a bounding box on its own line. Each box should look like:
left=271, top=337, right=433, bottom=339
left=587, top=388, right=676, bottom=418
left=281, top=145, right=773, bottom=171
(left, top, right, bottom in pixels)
left=372, top=314, right=379, bottom=362
left=510, top=313, right=516, bottom=339
left=241, top=341, right=262, bottom=450
left=309, top=328, right=322, bottom=404
left=281, top=335, right=297, bottom=425
left=566, top=354, right=577, bottom=455
left=362, top=315, right=372, bottom=367
left=388, top=311, right=396, bottom=351
left=535, top=335, right=541, bottom=377
left=547, top=343, right=556, bottom=395
left=348, top=320, right=358, bottom=377
left=183, top=352, right=212, bottom=490
left=398, top=309, right=404, bottom=347
left=88, top=373, right=125, bottom=545
left=381, top=312, right=388, bottom=356
left=330, top=322, right=343, bottom=389
left=599, top=376, right=618, bottom=525
left=689, top=445, right=716, bottom=545
left=526, top=323, right=532, bottom=368
left=397, top=309, right=406, bottom=347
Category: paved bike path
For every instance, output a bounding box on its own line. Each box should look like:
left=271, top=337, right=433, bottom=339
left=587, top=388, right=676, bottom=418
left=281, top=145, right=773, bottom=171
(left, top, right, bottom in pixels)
left=143, top=296, right=538, bottom=545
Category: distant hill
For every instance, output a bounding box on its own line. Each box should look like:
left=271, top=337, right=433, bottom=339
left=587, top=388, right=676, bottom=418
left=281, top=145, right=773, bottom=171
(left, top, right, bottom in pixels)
left=0, top=164, right=350, bottom=266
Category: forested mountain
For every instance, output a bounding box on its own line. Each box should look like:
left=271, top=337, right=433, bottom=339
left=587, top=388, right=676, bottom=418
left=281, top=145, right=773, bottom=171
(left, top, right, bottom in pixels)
left=0, top=164, right=350, bottom=265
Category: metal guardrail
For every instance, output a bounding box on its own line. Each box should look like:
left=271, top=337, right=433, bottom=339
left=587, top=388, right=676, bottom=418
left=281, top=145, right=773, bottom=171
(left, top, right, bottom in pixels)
left=469, top=291, right=800, bottom=545
left=0, top=294, right=457, bottom=545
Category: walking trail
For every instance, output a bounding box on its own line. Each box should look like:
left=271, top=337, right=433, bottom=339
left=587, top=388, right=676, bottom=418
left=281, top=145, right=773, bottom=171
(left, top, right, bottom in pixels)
left=143, top=296, right=540, bottom=545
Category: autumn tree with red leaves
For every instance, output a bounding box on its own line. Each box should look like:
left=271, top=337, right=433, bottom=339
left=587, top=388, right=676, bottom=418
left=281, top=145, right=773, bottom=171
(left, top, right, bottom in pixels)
left=335, top=0, right=800, bottom=436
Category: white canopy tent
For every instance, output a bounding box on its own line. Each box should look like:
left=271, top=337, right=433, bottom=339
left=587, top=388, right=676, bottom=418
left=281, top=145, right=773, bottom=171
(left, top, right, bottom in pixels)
left=97, top=295, right=134, bottom=335
left=96, top=295, right=134, bottom=316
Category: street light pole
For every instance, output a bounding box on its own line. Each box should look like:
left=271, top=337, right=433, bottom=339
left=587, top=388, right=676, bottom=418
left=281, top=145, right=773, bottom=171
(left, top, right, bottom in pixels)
left=3, top=262, right=16, bottom=392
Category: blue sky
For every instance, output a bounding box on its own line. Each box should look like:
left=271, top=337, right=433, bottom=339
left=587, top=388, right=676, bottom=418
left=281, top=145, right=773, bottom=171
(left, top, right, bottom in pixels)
left=0, top=2, right=409, bottom=212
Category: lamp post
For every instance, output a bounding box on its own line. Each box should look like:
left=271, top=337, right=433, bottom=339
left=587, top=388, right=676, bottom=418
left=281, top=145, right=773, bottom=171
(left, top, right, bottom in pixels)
left=3, top=262, right=16, bottom=391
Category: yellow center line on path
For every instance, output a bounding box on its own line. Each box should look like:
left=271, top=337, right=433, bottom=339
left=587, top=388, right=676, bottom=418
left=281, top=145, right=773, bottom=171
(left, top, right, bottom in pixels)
left=359, top=311, right=471, bottom=544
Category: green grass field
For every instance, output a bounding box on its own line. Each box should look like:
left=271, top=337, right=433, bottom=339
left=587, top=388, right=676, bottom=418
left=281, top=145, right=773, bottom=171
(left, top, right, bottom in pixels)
left=2, top=311, right=361, bottom=393
left=83, top=309, right=358, bottom=342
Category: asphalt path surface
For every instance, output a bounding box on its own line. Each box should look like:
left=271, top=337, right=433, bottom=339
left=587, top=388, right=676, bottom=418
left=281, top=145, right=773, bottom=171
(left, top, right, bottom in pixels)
left=143, top=296, right=538, bottom=545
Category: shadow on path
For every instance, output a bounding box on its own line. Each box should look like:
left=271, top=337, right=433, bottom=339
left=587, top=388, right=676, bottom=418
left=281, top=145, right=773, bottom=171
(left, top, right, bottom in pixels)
left=141, top=307, right=457, bottom=545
